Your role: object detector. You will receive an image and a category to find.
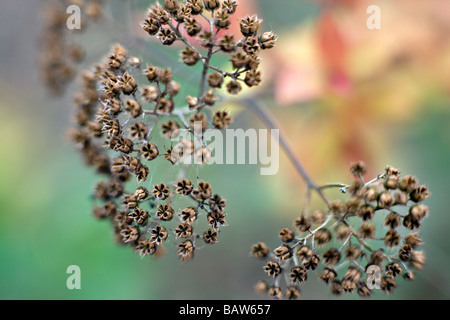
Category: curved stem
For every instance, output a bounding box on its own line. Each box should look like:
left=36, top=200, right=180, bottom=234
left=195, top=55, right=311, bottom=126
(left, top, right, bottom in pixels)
left=241, top=97, right=331, bottom=208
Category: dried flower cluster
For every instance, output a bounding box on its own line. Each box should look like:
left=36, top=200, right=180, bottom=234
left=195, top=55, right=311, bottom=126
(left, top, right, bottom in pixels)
left=252, top=162, right=430, bottom=299
left=68, top=0, right=276, bottom=261
left=40, top=0, right=107, bottom=94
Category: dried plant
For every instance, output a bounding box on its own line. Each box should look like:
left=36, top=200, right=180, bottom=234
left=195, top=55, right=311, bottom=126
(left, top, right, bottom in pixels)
left=66, top=0, right=276, bottom=262
left=40, top=0, right=431, bottom=299
left=252, top=162, right=430, bottom=299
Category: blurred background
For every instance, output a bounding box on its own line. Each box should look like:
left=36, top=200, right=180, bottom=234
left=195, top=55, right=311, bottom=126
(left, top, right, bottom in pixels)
left=0, top=0, right=449, bottom=299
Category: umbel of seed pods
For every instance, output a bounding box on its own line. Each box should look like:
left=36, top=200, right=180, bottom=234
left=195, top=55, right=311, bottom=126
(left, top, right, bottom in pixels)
left=252, top=162, right=430, bottom=299
left=69, top=0, right=276, bottom=262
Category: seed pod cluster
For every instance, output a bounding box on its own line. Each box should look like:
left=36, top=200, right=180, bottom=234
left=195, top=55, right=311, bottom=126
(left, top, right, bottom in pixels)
left=68, top=42, right=236, bottom=261
left=252, top=163, right=430, bottom=299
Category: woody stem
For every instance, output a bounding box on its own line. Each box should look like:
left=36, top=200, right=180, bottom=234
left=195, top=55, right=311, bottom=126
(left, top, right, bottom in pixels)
left=242, top=97, right=331, bottom=208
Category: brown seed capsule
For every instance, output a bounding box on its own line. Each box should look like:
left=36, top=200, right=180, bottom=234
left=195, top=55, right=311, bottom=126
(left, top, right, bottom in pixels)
left=311, top=210, right=326, bottom=224
left=213, top=110, right=232, bottom=129
left=222, top=0, right=238, bottom=14
left=244, top=69, right=262, bottom=87
left=207, top=211, right=225, bottom=229
left=394, top=192, right=408, bottom=205
left=345, top=245, right=362, bottom=261
left=214, top=10, right=231, bottom=29
left=134, top=239, right=157, bottom=257
left=175, top=5, right=192, bottom=22
left=294, top=215, right=311, bottom=232
left=144, top=65, right=159, bottom=82
left=142, top=85, right=159, bottom=102
left=320, top=268, right=337, bottom=284
left=153, top=183, right=170, bottom=200
left=380, top=276, right=397, bottom=294
left=409, top=185, right=430, bottom=203
left=219, top=34, right=237, bottom=52
left=175, top=222, right=193, bottom=239
left=254, top=280, right=268, bottom=295
left=177, top=240, right=195, bottom=262
left=378, top=192, right=393, bottom=208
left=384, top=174, right=399, bottom=190
left=181, top=47, right=200, bottom=66
left=243, top=36, right=260, bottom=56
left=303, top=254, right=320, bottom=270
left=357, top=204, right=375, bottom=221
left=274, top=244, right=292, bottom=262
left=157, top=27, right=176, bottom=46
left=208, top=194, right=226, bottom=213
left=263, top=261, right=281, bottom=277
left=240, top=15, right=262, bottom=36
left=203, top=229, right=219, bottom=244
left=384, top=213, right=401, bottom=229
left=285, top=286, right=300, bottom=300
left=166, top=81, right=181, bottom=96
left=130, top=122, right=149, bottom=140
left=150, top=226, right=168, bottom=245
left=230, top=50, right=250, bottom=69
left=268, top=286, right=282, bottom=300
left=386, top=262, right=402, bottom=277
left=157, top=204, right=174, bottom=221
left=279, top=228, right=295, bottom=243
left=186, top=0, right=203, bottom=15
left=359, top=222, right=375, bottom=239
left=336, top=225, right=351, bottom=240
left=203, top=89, right=217, bottom=106
left=226, top=80, right=242, bottom=95
left=176, top=179, right=193, bottom=196
left=323, top=248, right=341, bottom=265
left=125, top=99, right=142, bottom=118
left=296, top=245, right=313, bottom=261
left=164, top=0, right=179, bottom=12
left=141, top=143, right=159, bottom=161
left=411, top=250, right=426, bottom=270
left=384, top=229, right=400, bottom=247
left=180, top=207, right=198, bottom=224
left=141, top=17, right=160, bottom=36
left=184, top=17, right=202, bottom=36
left=404, top=232, right=423, bottom=248
left=117, top=71, right=137, bottom=95
left=204, top=0, right=220, bottom=11
left=350, top=161, right=366, bottom=177
left=161, top=120, right=180, bottom=139
left=398, top=175, right=417, bottom=193
left=259, top=31, right=277, bottom=49
left=128, top=208, right=148, bottom=225
left=315, top=229, right=332, bottom=245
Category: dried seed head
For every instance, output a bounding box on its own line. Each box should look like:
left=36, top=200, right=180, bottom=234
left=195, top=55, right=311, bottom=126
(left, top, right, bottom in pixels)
left=279, top=228, right=295, bottom=243
left=264, top=261, right=281, bottom=277
left=181, top=47, right=200, bottom=66
left=208, top=72, right=224, bottom=88
left=315, top=229, right=332, bottom=245
left=294, top=215, right=311, bottom=233
left=290, top=266, right=308, bottom=284
left=226, top=80, right=242, bottom=95
left=240, top=15, right=262, bottom=36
